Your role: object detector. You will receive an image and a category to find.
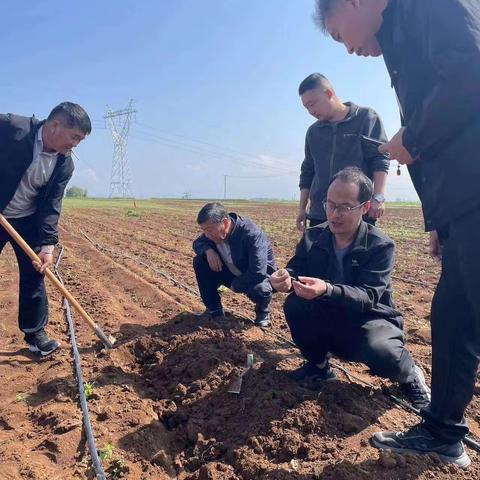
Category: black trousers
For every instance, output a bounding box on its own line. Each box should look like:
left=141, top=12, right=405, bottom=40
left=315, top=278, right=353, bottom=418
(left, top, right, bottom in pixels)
left=284, top=293, right=415, bottom=383
left=422, top=207, right=480, bottom=443
left=193, top=255, right=272, bottom=313
left=0, top=215, right=48, bottom=334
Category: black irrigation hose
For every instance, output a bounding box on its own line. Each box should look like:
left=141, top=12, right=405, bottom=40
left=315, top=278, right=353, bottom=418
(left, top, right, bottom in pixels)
left=79, top=231, right=480, bottom=454
left=54, top=247, right=106, bottom=480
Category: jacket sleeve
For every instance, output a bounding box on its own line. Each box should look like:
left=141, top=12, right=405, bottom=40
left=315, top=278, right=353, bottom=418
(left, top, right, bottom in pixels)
left=299, top=131, right=315, bottom=190
left=36, top=168, right=73, bottom=246
left=231, top=231, right=269, bottom=290
left=192, top=234, right=216, bottom=256
left=401, top=0, right=480, bottom=158
left=325, top=242, right=395, bottom=313
left=362, top=109, right=390, bottom=173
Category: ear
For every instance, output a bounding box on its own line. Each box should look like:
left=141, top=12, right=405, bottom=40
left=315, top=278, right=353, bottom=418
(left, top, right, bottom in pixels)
left=363, top=200, right=371, bottom=214
left=325, top=88, right=334, bottom=100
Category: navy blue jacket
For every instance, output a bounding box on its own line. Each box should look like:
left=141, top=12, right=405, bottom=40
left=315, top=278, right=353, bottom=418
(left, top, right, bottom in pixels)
left=377, top=0, right=480, bottom=231
left=286, top=221, right=402, bottom=325
left=0, top=114, right=74, bottom=246
left=193, top=213, right=277, bottom=291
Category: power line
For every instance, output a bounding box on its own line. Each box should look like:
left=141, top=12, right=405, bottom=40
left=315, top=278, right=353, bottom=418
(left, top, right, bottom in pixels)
left=135, top=121, right=297, bottom=171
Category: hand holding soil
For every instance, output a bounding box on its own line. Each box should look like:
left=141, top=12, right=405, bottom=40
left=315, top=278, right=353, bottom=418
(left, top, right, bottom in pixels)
left=270, top=268, right=292, bottom=292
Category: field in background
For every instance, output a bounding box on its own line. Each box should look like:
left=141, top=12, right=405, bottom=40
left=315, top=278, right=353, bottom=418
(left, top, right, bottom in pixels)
left=0, top=200, right=478, bottom=480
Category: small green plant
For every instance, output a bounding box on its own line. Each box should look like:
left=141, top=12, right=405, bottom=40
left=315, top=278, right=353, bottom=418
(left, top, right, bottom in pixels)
left=108, top=458, right=128, bottom=479
left=83, top=382, right=96, bottom=401
left=15, top=393, right=28, bottom=402
left=98, top=443, right=115, bottom=462
left=125, top=209, right=140, bottom=218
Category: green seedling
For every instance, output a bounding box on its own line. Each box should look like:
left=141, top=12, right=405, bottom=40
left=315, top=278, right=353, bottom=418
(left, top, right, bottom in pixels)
left=83, top=382, right=96, bottom=401
left=98, top=443, right=115, bottom=462
left=126, top=209, right=140, bottom=218
left=15, top=393, right=28, bottom=402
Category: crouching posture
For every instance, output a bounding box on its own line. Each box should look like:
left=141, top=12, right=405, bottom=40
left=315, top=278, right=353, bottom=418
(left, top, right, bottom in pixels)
left=270, top=167, right=430, bottom=409
left=193, top=202, right=276, bottom=327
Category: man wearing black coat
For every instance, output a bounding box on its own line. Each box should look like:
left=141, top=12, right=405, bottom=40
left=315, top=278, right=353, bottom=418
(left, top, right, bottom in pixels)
left=271, top=167, right=430, bottom=410
left=0, top=102, right=91, bottom=356
left=296, top=73, right=389, bottom=230
left=193, top=202, right=276, bottom=327
left=315, top=0, right=480, bottom=468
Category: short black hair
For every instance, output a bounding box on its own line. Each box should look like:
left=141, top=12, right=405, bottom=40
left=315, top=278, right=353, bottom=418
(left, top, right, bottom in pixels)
left=328, top=167, right=373, bottom=203
left=197, top=202, right=229, bottom=224
left=314, top=0, right=343, bottom=34
left=47, top=102, right=92, bottom=135
left=298, top=73, right=331, bottom=96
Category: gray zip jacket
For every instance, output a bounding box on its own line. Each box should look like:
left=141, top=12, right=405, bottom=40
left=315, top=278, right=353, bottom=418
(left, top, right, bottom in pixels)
left=299, top=102, right=389, bottom=220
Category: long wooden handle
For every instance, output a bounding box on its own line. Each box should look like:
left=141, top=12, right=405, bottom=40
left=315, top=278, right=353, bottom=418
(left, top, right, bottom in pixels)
left=0, top=214, right=97, bottom=331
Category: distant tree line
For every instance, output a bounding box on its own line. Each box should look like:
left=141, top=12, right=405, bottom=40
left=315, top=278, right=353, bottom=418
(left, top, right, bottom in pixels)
left=65, top=186, right=88, bottom=198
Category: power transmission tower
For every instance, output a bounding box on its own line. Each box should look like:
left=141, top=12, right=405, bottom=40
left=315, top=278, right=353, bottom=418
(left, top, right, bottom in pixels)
left=105, top=100, right=136, bottom=198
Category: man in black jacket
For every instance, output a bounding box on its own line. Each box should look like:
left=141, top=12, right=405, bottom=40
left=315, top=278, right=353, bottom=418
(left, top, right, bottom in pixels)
left=0, top=102, right=91, bottom=356
left=315, top=0, right=480, bottom=468
left=296, top=73, right=389, bottom=230
left=271, top=167, right=430, bottom=409
left=193, top=202, right=276, bottom=327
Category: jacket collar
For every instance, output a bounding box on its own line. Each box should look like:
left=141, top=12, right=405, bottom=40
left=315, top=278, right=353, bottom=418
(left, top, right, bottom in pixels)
left=314, top=220, right=369, bottom=253
left=314, top=102, right=359, bottom=128
left=226, top=212, right=241, bottom=240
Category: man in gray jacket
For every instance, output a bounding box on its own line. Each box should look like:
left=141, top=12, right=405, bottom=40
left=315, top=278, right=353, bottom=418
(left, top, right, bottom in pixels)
left=297, top=73, right=389, bottom=230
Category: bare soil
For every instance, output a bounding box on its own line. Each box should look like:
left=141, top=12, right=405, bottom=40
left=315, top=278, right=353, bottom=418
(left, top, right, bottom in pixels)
left=0, top=201, right=478, bottom=479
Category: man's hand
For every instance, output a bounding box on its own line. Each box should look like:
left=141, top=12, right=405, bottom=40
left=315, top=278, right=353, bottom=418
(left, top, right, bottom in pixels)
left=269, top=268, right=292, bottom=293
left=379, top=127, right=415, bottom=165
left=205, top=249, right=222, bottom=272
left=368, top=200, right=385, bottom=220
left=33, top=251, right=54, bottom=274
left=296, top=209, right=307, bottom=232
left=429, top=230, right=442, bottom=260
left=292, top=276, right=327, bottom=300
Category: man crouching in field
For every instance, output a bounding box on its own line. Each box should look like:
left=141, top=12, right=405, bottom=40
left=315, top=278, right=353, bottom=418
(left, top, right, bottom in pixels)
left=0, top=102, right=91, bottom=356
left=192, top=202, right=276, bottom=327
left=270, top=167, right=430, bottom=409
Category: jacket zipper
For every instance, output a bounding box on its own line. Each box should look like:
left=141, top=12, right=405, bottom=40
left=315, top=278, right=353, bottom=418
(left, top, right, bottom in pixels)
left=329, top=124, right=338, bottom=179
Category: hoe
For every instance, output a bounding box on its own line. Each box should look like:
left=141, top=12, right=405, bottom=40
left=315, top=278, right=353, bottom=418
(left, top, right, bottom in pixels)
left=0, top=214, right=115, bottom=349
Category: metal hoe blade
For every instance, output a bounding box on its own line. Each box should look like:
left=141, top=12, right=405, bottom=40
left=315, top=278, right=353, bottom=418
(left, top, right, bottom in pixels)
left=228, top=353, right=254, bottom=394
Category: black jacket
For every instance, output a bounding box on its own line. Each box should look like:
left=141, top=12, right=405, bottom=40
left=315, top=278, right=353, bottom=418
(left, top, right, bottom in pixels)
left=0, top=114, right=74, bottom=246
left=286, top=221, right=402, bottom=325
left=193, top=213, right=277, bottom=291
left=377, top=0, right=480, bottom=231
left=300, top=102, right=389, bottom=220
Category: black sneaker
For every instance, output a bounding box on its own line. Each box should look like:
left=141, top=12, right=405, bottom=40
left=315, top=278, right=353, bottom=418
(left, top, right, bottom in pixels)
left=254, top=311, right=271, bottom=327
left=400, top=365, right=431, bottom=409
left=372, top=423, right=471, bottom=469
left=287, top=361, right=337, bottom=388
left=25, top=329, right=60, bottom=356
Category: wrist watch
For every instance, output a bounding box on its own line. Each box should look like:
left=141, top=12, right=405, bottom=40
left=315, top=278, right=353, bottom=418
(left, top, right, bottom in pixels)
left=372, top=193, right=386, bottom=204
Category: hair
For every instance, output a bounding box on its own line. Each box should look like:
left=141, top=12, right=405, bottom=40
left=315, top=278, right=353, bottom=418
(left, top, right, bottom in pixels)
left=328, top=167, right=373, bottom=203
left=197, top=202, right=229, bottom=224
left=313, top=0, right=343, bottom=34
left=47, top=102, right=92, bottom=135
left=298, top=73, right=332, bottom=95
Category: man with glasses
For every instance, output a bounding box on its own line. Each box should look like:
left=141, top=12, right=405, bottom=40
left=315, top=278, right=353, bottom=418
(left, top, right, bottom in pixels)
left=270, top=167, right=430, bottom=409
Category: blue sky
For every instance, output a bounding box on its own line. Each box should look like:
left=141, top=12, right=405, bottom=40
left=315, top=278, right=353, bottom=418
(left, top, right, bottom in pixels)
left=2, top=0, right=418, bottom=200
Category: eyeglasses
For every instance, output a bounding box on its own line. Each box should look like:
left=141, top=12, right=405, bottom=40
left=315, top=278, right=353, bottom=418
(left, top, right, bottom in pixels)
left=322, top=199, right=369, bottom=216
